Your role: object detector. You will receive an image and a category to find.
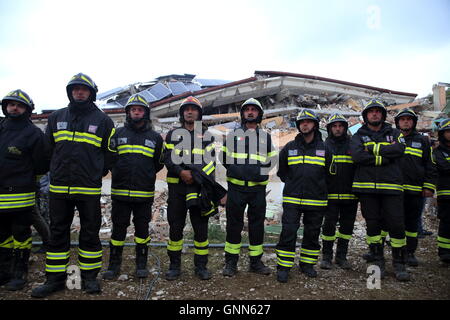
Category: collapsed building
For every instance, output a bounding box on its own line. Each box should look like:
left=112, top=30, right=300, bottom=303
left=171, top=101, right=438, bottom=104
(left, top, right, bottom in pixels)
left=29, top=71, right=449, bottom=237
left=32, top=71, right=448, bottom=139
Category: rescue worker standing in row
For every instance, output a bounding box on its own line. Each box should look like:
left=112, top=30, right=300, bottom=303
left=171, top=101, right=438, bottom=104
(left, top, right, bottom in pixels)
left=220, top=98, right=277, bottom=277
left=0, top=90, right=49, bottom=291
left=276, top=109, right=332, bottom=282
left=32, top=73, right=116, bottom=298
left=434, top=119, right=450, bottom=264
left=163, top=96, right=219, bottom=280
left=320, top=113, right=358, bottom=270
left=103, top=94, right=164, bottom=280
left=350, top=99, right=410, bottom=281
left=394, top=108, right=437, bottom=266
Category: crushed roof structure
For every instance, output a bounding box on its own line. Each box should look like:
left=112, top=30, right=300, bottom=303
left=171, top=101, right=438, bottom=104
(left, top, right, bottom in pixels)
left=32, top=70, right=448, bottom=136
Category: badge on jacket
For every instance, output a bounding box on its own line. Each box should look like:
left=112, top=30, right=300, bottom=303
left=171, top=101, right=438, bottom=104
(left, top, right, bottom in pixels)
left=8, top=146, right=22, bottom=155
left=288, top=150, right=298, bottom=156
left=412, top=142, right=422, bottom=148
left=316, top=150, right=325, bottom=157
left=88, top=125, right=98, bottom=134
left=57, top=122, right=68, bottom=130
left=118, top=138, right=127, bottom=145
left=145, top=139, right=155, bottom=148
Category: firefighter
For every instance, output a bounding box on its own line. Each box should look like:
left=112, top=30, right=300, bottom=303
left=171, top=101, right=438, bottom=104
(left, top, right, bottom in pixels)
left=0, top=90, right=49, bottom=291
left=394, top=108, right=437, bottom=266
left=163, top=96, right=222, bottom=280
left=220, top=98, right=278, bottom=277
left=434, top=118, right=450, bottom=264
left=320, top=113, right=358, bottom=270
left=350, top=99, right=410, bottom=281
left=276, top=109, right=332, bottom=282
left=31, top=73, right=116, bottom=298
left=103, top=94, right=164, bottom=280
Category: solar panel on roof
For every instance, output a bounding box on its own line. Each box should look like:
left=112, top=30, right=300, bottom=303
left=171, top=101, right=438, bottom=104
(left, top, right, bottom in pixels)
left=138, top=90, right=158, bottom=102
left=168, top=82, right=189, bottom=96
left=195, top=79, right=231, bottom=87
left=149, top=83, right=172, bottom=100
left=185, top=83, right=202, bottom=92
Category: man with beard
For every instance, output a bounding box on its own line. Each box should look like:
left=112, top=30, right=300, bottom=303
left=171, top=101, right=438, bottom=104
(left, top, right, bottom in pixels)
left=350, top=99, right=410, bottom=281
left=103, top=94, right=163, bottom=280
left=0, top=90, right=49, bottom=291
left=32, top=73, right=116, bottom=298
left=220, top=98, right=277, bottom=277
left=276, top=109, right=332, bottom=282
left=320, top=113, right=357, bottom=270
left=394, top=108, right=437, bottom=266
left=434, top=119, right=450, bottom=264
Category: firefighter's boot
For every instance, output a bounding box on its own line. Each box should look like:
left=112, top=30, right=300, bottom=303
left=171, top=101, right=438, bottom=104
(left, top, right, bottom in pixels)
left=335, top=238, right=351, bottom=270
left=5, top=249, right=30, bottom=291
left=135, top=244, right=149, bottom=278
left=222, top=253, right=238, bottom=277
left=392, top=247, right=411, bottom=282
left=165, top=251, right=181, bottom=281
left=102, top=243, right=123, bottom=280
left=320, top=239, right=333, bottom=270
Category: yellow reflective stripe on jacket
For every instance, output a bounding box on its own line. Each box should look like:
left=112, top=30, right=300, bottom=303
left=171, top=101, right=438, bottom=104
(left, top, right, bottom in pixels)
left=117, top=144, right=155, bottom=158
left=164, top=143, right=175, bottom=150
left=366, top=235, right=382, bottom=244
left=403, top=184, right=422, bottom=192
left=0, top=192, right=36, bottom=209
left=202, top=161, right=215, bottom=175
left=437, top=190, right=450, bottom=197
left=287, top=155, right=325, bottom=166
left=282, top=196, right=327, bottom=207
left=375, top=155, right=383, bottom=166
left=166, top=177, right=180, bottom=184
left=186, top=193, right=198, bottom=201
left=327, top=193, right=357, bottom=200
left=333, top=155, right=353, bottom=163
left=423, top=182, right=436, bottom=191
left=53, top=130, right=102, bottom=148
left=0, top=192, right=35, bottom=209
left=353, top=182, right=403, bottom=191
left=49, top=184, right=101, bottom=195
left=404, top=147, right=423, bottom=158
left=111, top=188, right=155, bottom=198
left=226, top=177, right=268, bottom=187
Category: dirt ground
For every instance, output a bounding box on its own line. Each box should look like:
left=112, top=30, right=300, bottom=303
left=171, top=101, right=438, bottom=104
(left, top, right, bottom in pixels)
left=1, top=211, right=449, bottom=303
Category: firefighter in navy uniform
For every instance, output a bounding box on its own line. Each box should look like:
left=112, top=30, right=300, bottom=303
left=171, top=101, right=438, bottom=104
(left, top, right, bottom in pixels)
left=434, top=119, right=450, bottom=264
left=394, top=108, right=437, bottom=266
left=163, top=96, right=221, bottom=281
left=276, top=109, right=332, bottom=282
left=220, top=98, right=278, bottom=277
left=31, top=73, right=116, bottom=298
left=320, top=113, right=358, bottom=270
left=0, top=90, right=49, bottom=291
left=350, top=99, right=410, bottom=281
left=103, top=94, right=163, bottom=280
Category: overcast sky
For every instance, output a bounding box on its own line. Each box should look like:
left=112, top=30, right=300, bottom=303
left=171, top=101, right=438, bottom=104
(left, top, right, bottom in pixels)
left=0, top=0, right=449, bottom=114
